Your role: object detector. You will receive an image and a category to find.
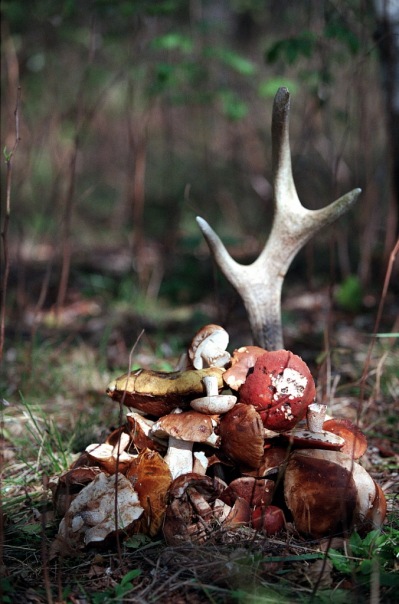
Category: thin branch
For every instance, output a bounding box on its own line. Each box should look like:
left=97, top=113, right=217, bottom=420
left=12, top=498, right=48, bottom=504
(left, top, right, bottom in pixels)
left=359, top=237, right=399, bottom=405
left=0, top=86, right=21, bottom=362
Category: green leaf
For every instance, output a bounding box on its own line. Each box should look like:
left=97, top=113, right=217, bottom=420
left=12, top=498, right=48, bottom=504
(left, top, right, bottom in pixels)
left=120, top=568, right=141, bottom=585
left=328, top=549, right=352, bottom=574
left=20, top=523, right=42, bottom=535
left=358, top=559, right=373, bottom=575
left=334, top=275, right=363, bottom=312
left=218, top=90, right=248, bottom=121
left=150, top=33, right=193, bottom=53
left=375, top=333, right=399, bottom=338
left=124, top=533, right=152, bottom=549
left=205, top=47, right=257, bottom=76
left=379, top=571, right=399, bottom=587
left=324, top=21, right=360, bottom=54
left=266, top=32, right=317, bottom=66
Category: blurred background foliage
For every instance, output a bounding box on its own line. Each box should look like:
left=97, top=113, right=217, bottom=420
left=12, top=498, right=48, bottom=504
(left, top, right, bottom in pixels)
left=1, top=0, right=397, bottom=365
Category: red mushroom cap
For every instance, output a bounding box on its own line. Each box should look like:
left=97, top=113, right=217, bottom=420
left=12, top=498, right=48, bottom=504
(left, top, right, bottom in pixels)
left=223, top=346, right=267, bottom=390
left=251, top=505, right=285, bottom=534
left=322, top=418, right=367, bottom=459
left=238, top=350, right=316, bottom=432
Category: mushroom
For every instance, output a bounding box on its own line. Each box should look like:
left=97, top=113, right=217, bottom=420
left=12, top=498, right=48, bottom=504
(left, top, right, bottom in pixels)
left=307, top=402, right=328, bottom=433
left=238, top=350, right=316, bottom=432
left=218, top=403, right=265, bottom=469
left=150, top=409, right=220, bottom=479
left=85, top=441, right=136, bottom=474
left=125, top=412, right=167, bottom=453
left=280, top=406, right=366, bottom=454
left=190, top=375, right=237, bottom=414
left=106, top=366, right=225, bottom=416
left=284, top=449, right=386, bottom=538
left=223, top=345, right=267, bottom=390
left=251, top=505, right=286, bottom=534
left=58, top=472, right=144, bottom=548
left=280, top=429, right=345, bottom=451
left=188, top=324, right=231, bottom=369
left=244, top=444, right=290, bottom=478
left=220, top=476, right=275, bottom=508
left=51, top=466, right=103, bottom=517
left=125, top=448, right=172, bottom=537
left=162, top=473, right=228, bottom=545
left=322, top=418, right=368, bottom=460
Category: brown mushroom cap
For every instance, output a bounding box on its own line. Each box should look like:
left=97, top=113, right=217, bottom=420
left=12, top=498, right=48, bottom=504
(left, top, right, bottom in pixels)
left=223, top=346, right=267, bottom=390
left=163, top=473, right=227, bottom=545
left=218, top=403, right=264, bottom=469
left=125, top=448, right=172, bottom=537
left=150, top=410, right=220, bottom=447
left=125, top=412, right=167, bottom=453
left=284, top=449, right=380, bottom=538
left=106, top=366, right=225, bottom=416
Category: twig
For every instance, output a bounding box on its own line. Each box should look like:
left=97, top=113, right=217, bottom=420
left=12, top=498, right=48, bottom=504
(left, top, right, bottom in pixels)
left=114, top=329, right=145, bottom=564
left=359, top=238, right=399, bottom=405
left=0, top=86, right=21, bottom=362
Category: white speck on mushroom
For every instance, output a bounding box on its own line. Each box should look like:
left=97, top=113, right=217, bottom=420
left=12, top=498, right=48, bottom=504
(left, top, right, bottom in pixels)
left=271, top=368, right=307, bottom=400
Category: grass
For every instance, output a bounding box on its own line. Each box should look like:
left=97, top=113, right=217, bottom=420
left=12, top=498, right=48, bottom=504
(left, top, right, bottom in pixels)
left=1, top=310, right=398, bottom=603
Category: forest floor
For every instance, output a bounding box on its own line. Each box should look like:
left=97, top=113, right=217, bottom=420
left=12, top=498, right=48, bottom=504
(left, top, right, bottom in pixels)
left=1, top=252, right=398, bottom=604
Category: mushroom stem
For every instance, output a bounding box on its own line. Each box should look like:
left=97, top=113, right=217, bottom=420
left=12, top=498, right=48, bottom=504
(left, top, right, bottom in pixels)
left=164, top=438, right=193, bottom=479
left=202, top=375, right=219, bottom=397
left=307, top=403, right=327, bottom=433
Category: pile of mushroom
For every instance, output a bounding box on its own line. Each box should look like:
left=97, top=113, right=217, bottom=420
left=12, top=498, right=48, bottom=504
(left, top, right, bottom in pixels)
left=51, top=324, right=386, bottom=550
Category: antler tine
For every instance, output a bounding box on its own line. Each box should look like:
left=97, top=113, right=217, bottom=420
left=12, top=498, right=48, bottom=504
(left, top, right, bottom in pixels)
left=197, top=88, right=361, bottom=350
left=195, top=216, right=247, bottom=291
left=272, top=87, right=301, bottom=209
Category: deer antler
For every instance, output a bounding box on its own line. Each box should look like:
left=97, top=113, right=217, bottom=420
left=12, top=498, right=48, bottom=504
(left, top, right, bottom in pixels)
left=197, top=87, right=361, bottom=350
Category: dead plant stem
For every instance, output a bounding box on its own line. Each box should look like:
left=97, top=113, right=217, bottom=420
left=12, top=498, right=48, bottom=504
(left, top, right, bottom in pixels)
left=114, top=329, right=145, bottom=564
left=359, top=238, right=399, bottom=405
left=0, top=86, right=21, bottom=362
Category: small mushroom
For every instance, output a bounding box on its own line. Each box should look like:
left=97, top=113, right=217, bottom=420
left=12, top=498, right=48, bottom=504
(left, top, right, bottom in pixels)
left=190, top=375, right=237, bottom=414
left=244, top=444, right=290, bottom=478
left=239, top=350, right=316, bottom=432
left=188, top=324, right=231, bottom=369
left=251, top=505, right=286, bottom=534
left=220, top=476, right=275, bottom=508
left=125, top=412, right=167, bottom=453
left=322, top=418, right=368, bottom=459
left=85, top=442, right=136, bottom=474
left=106, top=366, right=225, bottom=416
left=58, top=472, right=144, bottom=548
left=223, top=345, right=267, bottom=390
left=281, top=428, right=345, bottom=451
left=284, top=449, right=386, bottom=538
left=307, top=403, right=328, bottom=433
left=150, top=409, right=220, bottom=479
left=218, top=403, right=264, bottom=469
left=125, top=448, right=172, bottom=537
left=51, top=466, right=103, bottom=517
left=162, top=473, right=227, bottom=545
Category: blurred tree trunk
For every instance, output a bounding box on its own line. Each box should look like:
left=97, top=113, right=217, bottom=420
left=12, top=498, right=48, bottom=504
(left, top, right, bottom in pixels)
left=373, top=0, right=399, bottom=254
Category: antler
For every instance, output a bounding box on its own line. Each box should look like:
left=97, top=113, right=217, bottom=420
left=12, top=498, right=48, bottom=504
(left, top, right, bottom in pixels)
left=197, top=87, right=361, bottom=350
